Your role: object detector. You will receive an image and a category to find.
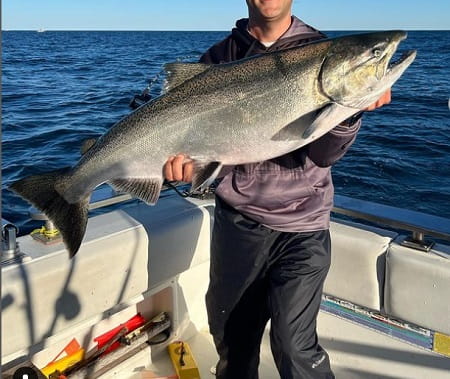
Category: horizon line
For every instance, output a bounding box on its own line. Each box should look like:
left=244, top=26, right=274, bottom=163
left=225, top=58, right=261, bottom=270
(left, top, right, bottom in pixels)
left=3, top=28, right=450, bottom=32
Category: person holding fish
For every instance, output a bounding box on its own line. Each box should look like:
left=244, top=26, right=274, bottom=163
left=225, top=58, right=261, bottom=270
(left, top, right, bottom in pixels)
left=164, top=1, right=391, bottom=378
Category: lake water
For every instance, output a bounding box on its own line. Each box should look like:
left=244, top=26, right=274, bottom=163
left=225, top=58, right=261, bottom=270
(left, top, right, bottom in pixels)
left=2, top=30, right=450, bottom=233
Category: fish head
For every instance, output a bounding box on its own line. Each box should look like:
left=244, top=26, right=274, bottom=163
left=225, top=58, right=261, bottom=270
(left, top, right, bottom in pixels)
left=320, top=30, right=416, bottom=109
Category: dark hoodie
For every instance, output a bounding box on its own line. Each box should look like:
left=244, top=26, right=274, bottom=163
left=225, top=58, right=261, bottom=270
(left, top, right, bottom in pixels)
left=200, top=17, right=361, bottom=232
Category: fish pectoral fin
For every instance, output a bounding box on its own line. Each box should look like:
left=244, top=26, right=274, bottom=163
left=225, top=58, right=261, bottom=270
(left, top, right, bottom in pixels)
left=110, top=177, right=162, bottom=205
left=272, top=104, right=359, bottom=142
left=163, top=62, right=212, bottom=92
left=301, top=103, right=359, bottom=139
left=191, top=161, right=223, bottom=192
left=271, top=110, right=317, bottom=141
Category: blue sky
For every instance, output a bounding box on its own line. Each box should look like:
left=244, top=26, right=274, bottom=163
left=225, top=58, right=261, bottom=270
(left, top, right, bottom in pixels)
left=3, top=0, right=449, bottom=31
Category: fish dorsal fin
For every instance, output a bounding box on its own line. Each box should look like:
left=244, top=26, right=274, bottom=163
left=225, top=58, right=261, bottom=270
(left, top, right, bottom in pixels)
left=80, top=138, right=97, bottom=155
left=109, top=177, right=162, bottom=205
left=191, top=161, right=223, bottom=192
left=164, top=62, right=211, bottom=91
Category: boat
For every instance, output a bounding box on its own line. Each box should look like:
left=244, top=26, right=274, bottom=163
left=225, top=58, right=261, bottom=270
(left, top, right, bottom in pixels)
left=37, top=28, right=45, bottom=33
left=2, top=185, right=450, bottom=378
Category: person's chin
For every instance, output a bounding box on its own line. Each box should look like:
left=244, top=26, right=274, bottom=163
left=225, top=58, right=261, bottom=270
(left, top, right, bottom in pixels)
left=261, top=11, right=282, bottom=20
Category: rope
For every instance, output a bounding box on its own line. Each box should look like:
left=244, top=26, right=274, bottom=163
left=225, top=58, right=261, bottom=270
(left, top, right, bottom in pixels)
left=31, top=226, right=60, bottom=239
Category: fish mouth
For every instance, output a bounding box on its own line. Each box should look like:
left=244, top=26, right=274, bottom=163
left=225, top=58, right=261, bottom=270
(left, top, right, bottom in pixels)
left=385, top=31, right=416, bottom=77
left=380, top=31, right=416, bottom=80
left=387, top=49, right=417, bottom=74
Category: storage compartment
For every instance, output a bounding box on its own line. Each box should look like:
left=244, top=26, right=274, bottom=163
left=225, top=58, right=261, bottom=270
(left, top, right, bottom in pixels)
left=4, top=282, right=176, bottom=378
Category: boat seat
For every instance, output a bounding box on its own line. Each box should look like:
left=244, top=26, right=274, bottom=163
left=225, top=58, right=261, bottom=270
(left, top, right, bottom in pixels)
left=385, top=243, right=450, bottom=335
left=324, top=220, right=396, bottom=311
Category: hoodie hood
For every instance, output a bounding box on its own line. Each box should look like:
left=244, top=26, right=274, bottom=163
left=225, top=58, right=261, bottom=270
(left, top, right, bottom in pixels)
left=232, top=16, right=326, bottom=56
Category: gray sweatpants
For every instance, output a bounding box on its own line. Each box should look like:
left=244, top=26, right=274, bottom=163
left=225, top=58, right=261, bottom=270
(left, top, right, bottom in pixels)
left=206, top=196, right=335, bottom=379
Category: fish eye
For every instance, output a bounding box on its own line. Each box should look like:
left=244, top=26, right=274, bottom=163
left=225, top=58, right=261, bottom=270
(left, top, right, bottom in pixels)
left=373, top=49, right=382, bottom=58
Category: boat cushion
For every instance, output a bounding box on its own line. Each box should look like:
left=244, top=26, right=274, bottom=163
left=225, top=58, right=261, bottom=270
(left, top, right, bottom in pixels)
left=324, top=221, right=394, bottom=311
left=385, top=243, right=450, bottom=335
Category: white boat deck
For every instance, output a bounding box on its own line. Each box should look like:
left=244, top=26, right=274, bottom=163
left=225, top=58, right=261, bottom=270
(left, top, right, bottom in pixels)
left=117, top=311, right=450, bottom=379
left=2, top=193, right=449, bottom=378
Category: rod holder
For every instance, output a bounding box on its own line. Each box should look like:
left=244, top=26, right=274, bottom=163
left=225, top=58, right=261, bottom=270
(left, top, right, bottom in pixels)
left=2, top=224, right=20, bottom=259
left=400, top=232, right=435, bottom=252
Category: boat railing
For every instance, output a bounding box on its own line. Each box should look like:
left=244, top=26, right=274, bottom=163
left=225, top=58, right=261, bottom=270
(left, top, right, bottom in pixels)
left=332, top=194, right=450, bottom=252
left=5, top=184, right=450, bottom=255
left=87, top=185, right=450, bottom=251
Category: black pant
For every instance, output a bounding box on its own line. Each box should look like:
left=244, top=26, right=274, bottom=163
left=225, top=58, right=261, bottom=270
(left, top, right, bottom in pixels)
left=206, top=196, right=334, bottom=379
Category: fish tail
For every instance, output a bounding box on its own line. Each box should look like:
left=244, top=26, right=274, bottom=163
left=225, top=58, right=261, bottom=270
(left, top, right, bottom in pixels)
left=9, top=168, right=91, bottom=258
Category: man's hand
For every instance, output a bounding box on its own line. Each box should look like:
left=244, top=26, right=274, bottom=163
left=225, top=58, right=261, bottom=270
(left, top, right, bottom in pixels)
left=365, top=89, right=391, bottom=111
left=163, top=154, right=194, bottom=183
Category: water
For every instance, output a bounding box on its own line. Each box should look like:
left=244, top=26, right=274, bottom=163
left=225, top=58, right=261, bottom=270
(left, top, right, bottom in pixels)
left=2, top=31, right=450, bottom=233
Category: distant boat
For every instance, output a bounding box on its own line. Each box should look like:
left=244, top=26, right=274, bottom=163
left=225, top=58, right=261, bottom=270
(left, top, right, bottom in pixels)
left=37, top=28, right=45, bottom=33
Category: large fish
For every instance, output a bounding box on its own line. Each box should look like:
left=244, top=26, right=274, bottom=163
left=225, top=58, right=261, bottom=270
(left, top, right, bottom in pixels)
left=10, top=31, right=416, bottom=258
